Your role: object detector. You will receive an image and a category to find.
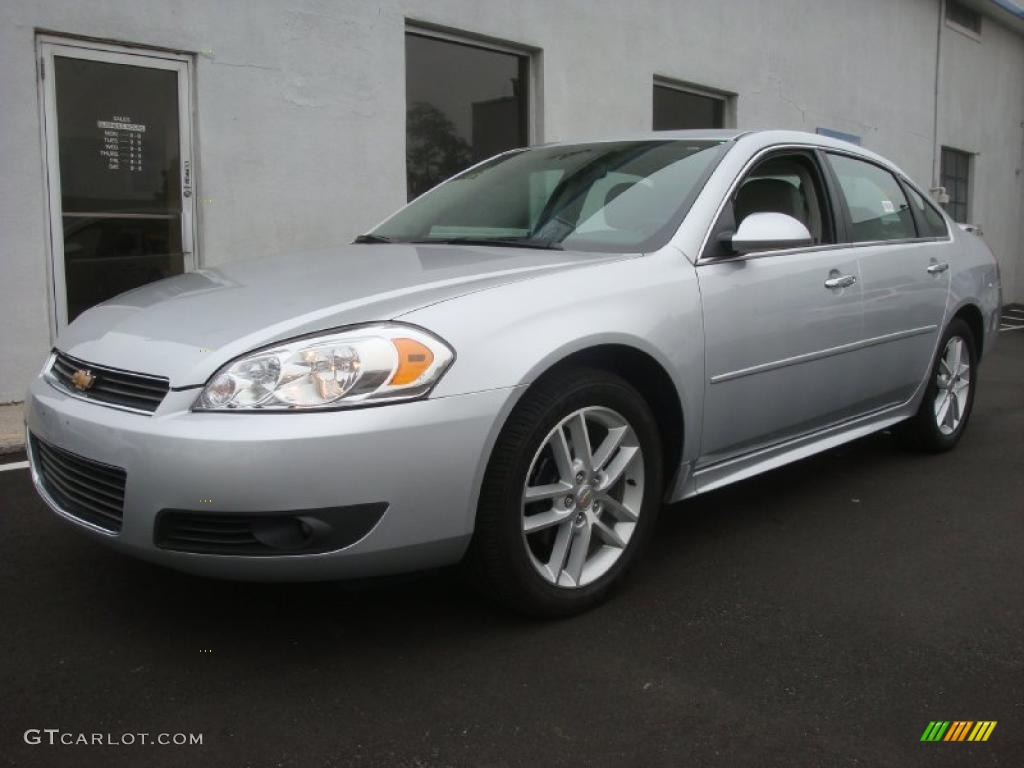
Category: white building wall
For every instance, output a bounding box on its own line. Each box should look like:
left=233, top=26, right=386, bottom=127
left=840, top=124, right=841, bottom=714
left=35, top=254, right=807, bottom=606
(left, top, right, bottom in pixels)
left=936, top=15, right=1024, bottom=304
left=1, top=0, right=1022, bottom=401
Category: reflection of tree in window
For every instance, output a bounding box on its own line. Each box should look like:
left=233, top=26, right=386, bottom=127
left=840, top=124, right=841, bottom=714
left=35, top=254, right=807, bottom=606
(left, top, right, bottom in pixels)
left=404, top=32, right=529, bottom=200
left=406, top=102, right=472, bottom=200
left=472, top=79, right=522, bottom=162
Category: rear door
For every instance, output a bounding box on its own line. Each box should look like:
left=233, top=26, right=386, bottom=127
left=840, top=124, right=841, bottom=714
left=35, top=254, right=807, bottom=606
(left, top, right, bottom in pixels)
left=696, top=149, right=865, bottom=466
left=823, top=153, right=951, bottom=408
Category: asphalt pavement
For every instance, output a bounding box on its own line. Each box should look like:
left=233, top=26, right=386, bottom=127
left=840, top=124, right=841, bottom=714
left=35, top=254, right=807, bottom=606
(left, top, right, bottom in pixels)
left=1, top=331, right=1022, bottom=768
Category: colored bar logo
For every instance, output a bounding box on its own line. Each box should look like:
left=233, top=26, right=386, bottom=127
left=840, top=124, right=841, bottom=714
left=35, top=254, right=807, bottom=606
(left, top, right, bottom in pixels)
left=921, top=721, right=997, bottom=742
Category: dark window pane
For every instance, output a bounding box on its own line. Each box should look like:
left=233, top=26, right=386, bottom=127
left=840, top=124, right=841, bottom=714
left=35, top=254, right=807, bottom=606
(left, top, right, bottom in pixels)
left=939, top=146, right=970, bottom=223
left=54, top=57, right=181, bottom=214
left=53, top=56, right=185, bottom=320
left=653, top=85, right=724, bottom=130
left=405, top=33, right=528, bottom=200
left=62, top=215, right=183, bottom=321
left=946, top=0, right=982, bottom=33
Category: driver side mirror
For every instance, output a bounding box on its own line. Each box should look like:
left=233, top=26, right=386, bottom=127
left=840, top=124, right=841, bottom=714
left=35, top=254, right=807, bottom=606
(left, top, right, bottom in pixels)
left=722, top=212, right=813, bottom=255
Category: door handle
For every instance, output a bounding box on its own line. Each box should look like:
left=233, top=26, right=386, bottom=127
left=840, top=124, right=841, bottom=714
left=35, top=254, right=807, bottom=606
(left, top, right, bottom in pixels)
left=926, top=262, right=949, bottom=274
left=824, top=274, right=857, bottom=289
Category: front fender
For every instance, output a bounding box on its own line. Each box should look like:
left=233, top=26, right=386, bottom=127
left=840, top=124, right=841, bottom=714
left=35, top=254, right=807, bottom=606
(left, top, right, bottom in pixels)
left=399, top=249, right=705, bottom=465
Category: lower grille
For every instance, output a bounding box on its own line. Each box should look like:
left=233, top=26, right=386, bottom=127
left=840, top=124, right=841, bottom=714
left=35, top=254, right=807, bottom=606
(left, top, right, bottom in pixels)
left=157, top=513, right=266, bottom=554
left=155, top=504, right=388, bottom=556
left=31, top=434, right=126, bottom=532
left=49, top=351, right=169, bottom=413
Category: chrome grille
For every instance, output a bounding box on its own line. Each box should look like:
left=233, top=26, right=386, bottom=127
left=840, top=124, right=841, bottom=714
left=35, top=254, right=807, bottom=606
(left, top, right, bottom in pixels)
left=49, top=351, right=169, bottom=413
left=31, top=434, right=127, bottom=532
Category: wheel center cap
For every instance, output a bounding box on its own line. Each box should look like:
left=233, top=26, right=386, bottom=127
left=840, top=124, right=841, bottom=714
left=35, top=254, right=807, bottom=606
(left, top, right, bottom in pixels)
left=575, top=485, right=595, bottom=510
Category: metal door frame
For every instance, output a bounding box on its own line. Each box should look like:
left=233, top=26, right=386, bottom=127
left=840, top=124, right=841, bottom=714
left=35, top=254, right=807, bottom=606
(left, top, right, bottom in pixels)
left=36, top=35, right=196, bottom=334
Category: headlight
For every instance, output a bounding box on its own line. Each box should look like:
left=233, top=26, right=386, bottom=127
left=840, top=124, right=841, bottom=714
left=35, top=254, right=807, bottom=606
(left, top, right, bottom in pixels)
left=194, top=324, right=454, bottom=411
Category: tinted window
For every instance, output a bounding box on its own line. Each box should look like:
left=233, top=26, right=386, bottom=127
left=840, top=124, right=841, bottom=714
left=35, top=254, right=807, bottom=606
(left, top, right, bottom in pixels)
left=905, top=185, right=948, bottom=238
left=371, top=140, right=727, bottom=253
left=405, top=33, right=529, bottom=200
left=827, top=154, right=916, bottom=242
left=653, top=85, right=724, bottom=130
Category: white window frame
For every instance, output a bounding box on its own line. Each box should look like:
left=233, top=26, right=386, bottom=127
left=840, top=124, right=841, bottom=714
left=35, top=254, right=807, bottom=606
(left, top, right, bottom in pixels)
left=36, top=34, right=197, bottom=334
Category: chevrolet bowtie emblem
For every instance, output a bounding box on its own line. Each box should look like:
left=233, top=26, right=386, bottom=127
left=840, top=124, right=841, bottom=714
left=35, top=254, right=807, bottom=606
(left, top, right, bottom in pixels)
left=70, top=369, right=96, bottom=391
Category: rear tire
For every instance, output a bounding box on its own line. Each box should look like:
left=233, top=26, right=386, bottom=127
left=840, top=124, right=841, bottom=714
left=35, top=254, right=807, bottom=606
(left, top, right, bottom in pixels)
left=468, top=367, right=663, bottom=617
left=899, top=318, right=977, bottom=453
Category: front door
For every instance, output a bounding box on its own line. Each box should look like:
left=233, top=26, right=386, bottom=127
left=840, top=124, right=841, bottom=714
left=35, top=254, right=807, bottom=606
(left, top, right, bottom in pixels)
left=696, top=149, right=865, bottom=467
left=39, top=38, right=195, bottom=329
left=697, top=250, right=865, bottom=466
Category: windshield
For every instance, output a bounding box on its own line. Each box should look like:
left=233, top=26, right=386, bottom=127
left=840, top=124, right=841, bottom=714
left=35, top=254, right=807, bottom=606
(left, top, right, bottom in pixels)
left=367, top=140, right=728, bottom=253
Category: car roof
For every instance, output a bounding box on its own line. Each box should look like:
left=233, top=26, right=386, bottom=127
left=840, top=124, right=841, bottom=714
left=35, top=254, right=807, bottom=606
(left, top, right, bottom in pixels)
left=733, top=130, right=908, bottom=176
left=539, top=128, right=746, bottom=145
left=538, top=129, right=909, bottom=179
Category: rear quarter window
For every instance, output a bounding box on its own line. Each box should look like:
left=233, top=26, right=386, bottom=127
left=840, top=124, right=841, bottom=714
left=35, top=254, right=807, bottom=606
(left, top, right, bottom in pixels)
left=904, top=185, right=949, bottom=238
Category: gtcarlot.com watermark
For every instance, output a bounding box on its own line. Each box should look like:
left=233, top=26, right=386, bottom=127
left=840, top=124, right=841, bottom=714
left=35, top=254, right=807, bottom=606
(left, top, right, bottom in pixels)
left=24, top=729, right=202, bottom=746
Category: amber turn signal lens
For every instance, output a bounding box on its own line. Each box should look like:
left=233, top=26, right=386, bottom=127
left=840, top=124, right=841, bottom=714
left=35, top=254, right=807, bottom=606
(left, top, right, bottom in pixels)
left=390, top=338, right=435, bottom=385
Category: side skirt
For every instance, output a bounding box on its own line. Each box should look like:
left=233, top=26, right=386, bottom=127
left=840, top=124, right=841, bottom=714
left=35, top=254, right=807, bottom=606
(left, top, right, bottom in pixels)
left=668, top=401, right=917, bottom=502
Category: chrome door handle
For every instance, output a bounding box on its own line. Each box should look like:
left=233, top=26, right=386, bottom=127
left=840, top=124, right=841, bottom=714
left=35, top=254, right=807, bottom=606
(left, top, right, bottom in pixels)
left=927, top=262, right=949, bottom=274
left=824, top=274, right=857, bottom=289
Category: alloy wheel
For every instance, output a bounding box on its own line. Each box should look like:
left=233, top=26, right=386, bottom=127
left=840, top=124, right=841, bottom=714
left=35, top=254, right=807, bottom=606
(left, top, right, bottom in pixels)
left=521, top=406, right=644, bottom=588
left=934, top=335, right=971, bottom=436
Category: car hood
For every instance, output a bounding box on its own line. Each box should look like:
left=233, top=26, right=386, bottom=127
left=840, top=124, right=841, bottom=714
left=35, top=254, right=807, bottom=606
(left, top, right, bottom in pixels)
left=57, top=243, right=625, bottom=388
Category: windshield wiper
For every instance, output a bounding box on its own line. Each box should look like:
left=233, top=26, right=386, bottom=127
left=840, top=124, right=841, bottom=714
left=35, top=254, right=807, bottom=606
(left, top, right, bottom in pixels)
left=353, top=233, right=394, bottom=244
left=408, top=237, right=563, bottom=251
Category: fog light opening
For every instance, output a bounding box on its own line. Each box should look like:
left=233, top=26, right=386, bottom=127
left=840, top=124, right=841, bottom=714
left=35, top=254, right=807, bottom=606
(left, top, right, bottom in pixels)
left=251, top=516, right=324, bottom=551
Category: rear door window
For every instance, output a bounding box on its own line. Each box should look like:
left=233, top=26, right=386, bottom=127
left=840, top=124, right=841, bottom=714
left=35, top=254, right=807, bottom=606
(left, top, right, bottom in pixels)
left=826, top=154, right=916, bottom=242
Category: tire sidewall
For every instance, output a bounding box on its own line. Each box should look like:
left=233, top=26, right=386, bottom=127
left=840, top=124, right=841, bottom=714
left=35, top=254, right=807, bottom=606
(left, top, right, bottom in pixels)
left=485, top=372, right=663, bottom=612
left=918, top=319, right=978, bottom=448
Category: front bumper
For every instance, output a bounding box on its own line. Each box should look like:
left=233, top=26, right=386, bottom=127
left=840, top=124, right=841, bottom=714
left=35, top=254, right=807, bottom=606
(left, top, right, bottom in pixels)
left=25, top=376, right=515, bottom=580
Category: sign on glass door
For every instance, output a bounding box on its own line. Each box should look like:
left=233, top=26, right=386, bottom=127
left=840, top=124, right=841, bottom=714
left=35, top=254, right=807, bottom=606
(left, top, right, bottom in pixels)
left=39, top=38, right=195, bottom=328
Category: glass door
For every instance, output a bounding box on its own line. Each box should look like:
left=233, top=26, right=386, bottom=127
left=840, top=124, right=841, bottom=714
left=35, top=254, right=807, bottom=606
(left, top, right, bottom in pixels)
left=39, top=39, right=195, bottom=328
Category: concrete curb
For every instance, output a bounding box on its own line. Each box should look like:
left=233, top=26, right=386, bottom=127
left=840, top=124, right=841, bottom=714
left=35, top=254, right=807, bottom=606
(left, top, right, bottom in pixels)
left=0, top=403, right=25, bottom=455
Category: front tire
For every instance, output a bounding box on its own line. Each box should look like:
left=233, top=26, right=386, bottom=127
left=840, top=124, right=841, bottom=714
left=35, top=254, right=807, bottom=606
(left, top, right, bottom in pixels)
left=469, top=367, right=663, bottom=617
left=900, top=318, right=977, bottom=452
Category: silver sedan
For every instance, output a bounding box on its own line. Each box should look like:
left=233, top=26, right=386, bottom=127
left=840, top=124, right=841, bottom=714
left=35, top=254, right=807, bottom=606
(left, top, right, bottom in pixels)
left=26, top=130, right=1001, bottom=616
